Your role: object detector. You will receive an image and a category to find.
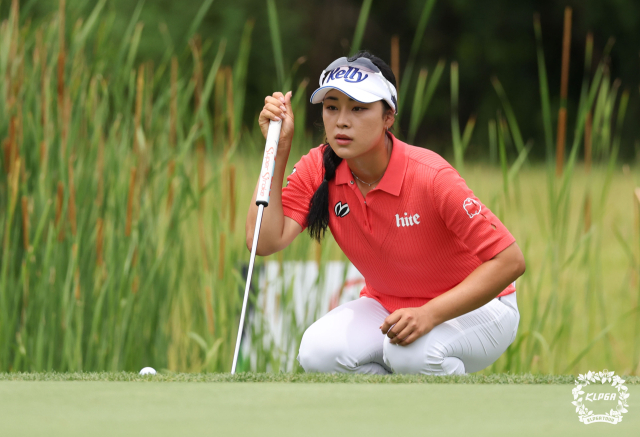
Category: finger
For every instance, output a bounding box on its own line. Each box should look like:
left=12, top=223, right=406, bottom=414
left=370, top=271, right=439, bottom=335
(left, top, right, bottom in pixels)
left=381, top=320, right=395, bottom=335
left=398, top=332, right=418, bottom=346
left=389, top=318, right=410, bottom=338
left=387, top=322, right=407, bottom=342
left=272, top=91, right=285, bottom=103
left=265, top=95, right=286, bottom=115
left=280, top=91, right=293, bottom=118
left=380, top=312, right=402, bottom=334
left=284, top=90, right=292, bottom=109
left=387, top=314, right=410, bottom=338
left=390, top=325, right=413, bottom=344
left=387, top=322, right=404, bottom=344
left=260, top=108, right=281, bottom=122
left=265, top=96, right=283, bottom=107
left=265, top=97, right=286, bottom=112
left=264, top=102, right=286, bottom=119
left=266, top=101, right=288, bottom=118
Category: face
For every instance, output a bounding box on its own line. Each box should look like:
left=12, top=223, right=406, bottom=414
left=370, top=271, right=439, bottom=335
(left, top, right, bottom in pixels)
left=322, top=89, right=394, bottom=159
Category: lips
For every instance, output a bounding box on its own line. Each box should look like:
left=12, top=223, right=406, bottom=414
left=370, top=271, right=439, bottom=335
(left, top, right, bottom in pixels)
left=335, top=134, right=352, bottom=140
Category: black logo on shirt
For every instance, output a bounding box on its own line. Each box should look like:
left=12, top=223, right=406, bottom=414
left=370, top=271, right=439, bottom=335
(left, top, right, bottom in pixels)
left=334, top=201, right=350, bottom=218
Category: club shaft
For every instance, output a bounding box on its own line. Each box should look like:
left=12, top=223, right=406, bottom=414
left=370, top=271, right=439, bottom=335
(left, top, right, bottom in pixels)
left=231, top=204, right=265, bottom=375
left=232, top=119, right=281, bottom=374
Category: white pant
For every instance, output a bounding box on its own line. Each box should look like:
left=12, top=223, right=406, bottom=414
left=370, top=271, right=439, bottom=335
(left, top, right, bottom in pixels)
left=297, top=292, right=519, bottom=375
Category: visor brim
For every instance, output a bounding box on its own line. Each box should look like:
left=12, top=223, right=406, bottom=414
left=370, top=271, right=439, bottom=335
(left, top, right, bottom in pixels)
left=310, top=85, right=383, bottom=105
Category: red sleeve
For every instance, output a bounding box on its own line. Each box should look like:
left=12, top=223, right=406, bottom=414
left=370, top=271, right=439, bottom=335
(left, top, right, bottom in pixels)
left=432, top=166, right=516, bottom=261
left=281, top=147, right=323, bottom=231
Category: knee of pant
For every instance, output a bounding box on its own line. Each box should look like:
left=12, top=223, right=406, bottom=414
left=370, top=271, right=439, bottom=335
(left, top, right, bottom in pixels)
left=297, top=331, right=319, bottom=372
left=510, top=316, right=520, bottom=344
left=424, top=341, right=452, bottom=372
left=423, top=340, right=468, bottom=375
left=383, top=339, right=429, bottom=374
left=384, top=335, right=448, bottom=374
left=297, top=326, right=349, bottom=373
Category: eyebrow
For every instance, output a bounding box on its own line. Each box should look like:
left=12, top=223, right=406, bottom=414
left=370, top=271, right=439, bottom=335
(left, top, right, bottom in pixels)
left=324, top=96, right=355, bottom=101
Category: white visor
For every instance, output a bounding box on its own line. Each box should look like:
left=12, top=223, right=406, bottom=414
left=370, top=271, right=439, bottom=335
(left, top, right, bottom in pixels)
left=310, top=65, right=398, bottom=114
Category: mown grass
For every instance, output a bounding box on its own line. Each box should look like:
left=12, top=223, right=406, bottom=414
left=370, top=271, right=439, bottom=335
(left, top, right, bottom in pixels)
left=5, top=381, right=635, bottom=437
left=2, top=371, right=638, bottom=384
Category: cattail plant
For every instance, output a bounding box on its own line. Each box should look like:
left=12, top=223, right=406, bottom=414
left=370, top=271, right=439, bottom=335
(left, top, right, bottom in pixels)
left=166, top=56, right=178, bottom=212
left=390, top=35, right=400, bottom=91
left=192, top=35, right=210, bottom=272
left=555, top=7, right=572, bottom=176
left=134, top=64, right=145, bottom=157
left=57, top=0, right=66, bottom=137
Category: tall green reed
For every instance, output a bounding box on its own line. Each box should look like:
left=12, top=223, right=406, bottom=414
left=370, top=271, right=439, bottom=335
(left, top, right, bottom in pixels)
left=450, top=61, right=476, bottom=172
left=487, top=9, right=637, bottom=375
left=0, top=0, right=278, bottom=373
left=1, top=1, right=638, bottom=376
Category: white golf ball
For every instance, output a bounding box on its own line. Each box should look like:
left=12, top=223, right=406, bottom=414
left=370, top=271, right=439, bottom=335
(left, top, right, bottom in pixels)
left=139, top=367, right=156, bottom=375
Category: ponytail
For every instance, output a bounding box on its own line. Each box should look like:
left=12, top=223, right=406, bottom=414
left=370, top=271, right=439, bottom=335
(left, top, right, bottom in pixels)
left=306, top=143, right=343, bottom=242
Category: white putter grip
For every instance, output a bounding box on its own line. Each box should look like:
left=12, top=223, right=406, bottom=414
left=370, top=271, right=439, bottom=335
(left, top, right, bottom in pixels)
left=256, top=119, right=282, bottom=206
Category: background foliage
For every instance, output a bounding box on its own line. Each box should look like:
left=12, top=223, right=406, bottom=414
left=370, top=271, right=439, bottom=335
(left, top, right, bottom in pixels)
left=5, top=0, right=640, bottom=161
left=0, top=0, right=639, bottom=376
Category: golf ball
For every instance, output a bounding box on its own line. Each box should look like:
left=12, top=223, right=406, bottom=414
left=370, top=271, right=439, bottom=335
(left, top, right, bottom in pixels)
left=139, top=367, right=156, bottom=375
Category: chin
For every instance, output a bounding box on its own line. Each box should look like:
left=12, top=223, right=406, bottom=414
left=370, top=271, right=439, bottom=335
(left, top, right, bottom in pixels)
left=332, top=145, right=357, bottom=160
left=328, top=142, right=361, bottom=160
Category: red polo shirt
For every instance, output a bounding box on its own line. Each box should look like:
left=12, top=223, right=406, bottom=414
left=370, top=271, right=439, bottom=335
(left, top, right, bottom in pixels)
left=281, top=131, right=517, bottom=313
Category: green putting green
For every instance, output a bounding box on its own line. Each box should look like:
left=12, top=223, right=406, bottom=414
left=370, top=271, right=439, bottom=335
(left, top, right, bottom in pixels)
left=0, top=377, right=637, bottom=436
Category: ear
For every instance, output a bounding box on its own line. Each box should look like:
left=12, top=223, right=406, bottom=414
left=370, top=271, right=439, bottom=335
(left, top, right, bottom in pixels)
left=384, top=109, right=396, bottom=129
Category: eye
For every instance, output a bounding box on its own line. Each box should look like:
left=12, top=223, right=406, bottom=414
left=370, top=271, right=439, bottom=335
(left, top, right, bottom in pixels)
left=353, top=106, right=366, bottom=111
left=324, top=105, right=337, bottom=110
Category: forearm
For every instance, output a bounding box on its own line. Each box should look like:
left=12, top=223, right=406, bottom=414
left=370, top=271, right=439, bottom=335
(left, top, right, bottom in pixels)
left=245, top=142, right=291, bottom=255
left=420, top=252, right=522, bottom=327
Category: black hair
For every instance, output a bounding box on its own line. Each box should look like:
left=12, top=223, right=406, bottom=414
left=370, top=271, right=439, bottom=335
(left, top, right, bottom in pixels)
left=306, top=50, right=397, bottom=242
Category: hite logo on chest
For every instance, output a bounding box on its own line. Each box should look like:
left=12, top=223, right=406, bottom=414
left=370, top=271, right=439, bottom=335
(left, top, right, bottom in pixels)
left=396, top=212, right=420, bottom=227
left=334, top=201, right=350, bottom=218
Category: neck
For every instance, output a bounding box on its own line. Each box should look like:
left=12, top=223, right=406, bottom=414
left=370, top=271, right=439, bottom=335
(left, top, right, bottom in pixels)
left=347, top=131, right=392, bottom=185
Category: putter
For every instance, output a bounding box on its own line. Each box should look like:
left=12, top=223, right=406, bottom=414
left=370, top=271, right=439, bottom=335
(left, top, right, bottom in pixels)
left=231, top=119, right=282, bottom=375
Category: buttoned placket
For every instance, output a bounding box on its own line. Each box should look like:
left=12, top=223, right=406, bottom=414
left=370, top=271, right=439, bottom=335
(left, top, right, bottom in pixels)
left=348, top=179, right=374, bottom=233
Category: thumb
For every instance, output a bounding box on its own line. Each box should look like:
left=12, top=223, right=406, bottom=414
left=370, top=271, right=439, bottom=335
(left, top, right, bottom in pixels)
left=285, top=90, right=293, bottom=109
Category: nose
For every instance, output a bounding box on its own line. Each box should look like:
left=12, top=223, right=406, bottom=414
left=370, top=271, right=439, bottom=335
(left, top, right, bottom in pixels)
left=336, top=106, right=350, bottom=128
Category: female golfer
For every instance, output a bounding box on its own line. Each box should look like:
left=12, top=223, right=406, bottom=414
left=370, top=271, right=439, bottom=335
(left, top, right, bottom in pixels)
left=246, top=51, right=525, bottom=375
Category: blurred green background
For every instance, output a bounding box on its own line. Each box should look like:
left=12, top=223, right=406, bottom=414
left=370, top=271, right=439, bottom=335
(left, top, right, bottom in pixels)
left=5, top=0, right=639, bottom=161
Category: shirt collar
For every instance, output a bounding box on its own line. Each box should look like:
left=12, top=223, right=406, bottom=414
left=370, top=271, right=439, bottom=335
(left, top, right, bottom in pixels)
left=334, top=131, right=408, bottom=196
